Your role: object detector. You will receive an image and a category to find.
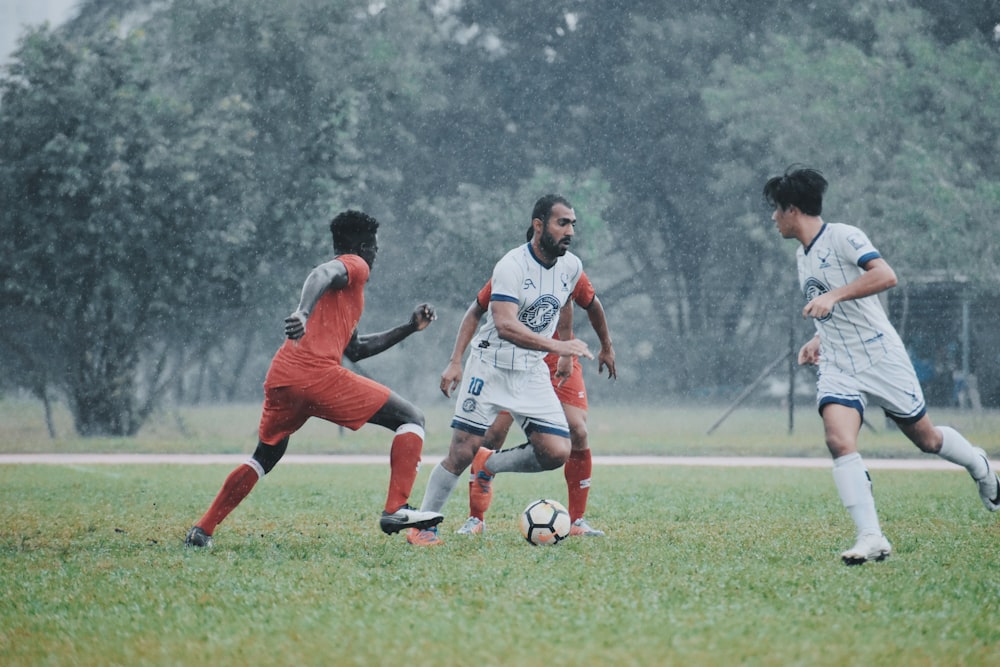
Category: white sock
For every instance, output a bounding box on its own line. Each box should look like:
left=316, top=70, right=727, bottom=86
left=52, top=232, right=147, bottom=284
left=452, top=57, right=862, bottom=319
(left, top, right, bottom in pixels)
left=937, top=426, right=989, bottom=480
left=419, top=463, right=460, bottom=514
left=483, top=442, right=545, bottom=474
left=832, top=453, right=881, bottom=536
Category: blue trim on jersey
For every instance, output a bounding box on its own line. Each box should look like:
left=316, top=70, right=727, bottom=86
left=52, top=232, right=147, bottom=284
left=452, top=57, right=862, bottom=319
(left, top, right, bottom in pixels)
left=524, top=420, right=570, bottom=439
left=450, top=418, right=487, bottom=436
left=856, top=251, right=881, bottom=267
left=491, top=293, right=519, bottom=304
left=803, top=223, right=828, bottom=255
left=883, top=406, right=926, bottom=425
left=818, top=395, right=864, bottom=418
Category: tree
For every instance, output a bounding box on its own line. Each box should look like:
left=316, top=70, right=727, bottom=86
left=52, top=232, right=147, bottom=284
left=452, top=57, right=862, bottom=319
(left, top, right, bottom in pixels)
left=0, top=26, right=261, bottom=434
left=702, top=3, right=1000, bottom=285
left=410, top=0, right=806, bottom=394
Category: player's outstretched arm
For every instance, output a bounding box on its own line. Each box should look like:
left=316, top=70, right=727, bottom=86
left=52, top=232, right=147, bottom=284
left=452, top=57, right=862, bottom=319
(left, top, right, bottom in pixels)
left=345, top=303, right=436, bottom=362
left=584, top=295, right=616, bottom=379
left=284, top=259, right=350, bottom=339
left=441, top=301, right=486, bottom=397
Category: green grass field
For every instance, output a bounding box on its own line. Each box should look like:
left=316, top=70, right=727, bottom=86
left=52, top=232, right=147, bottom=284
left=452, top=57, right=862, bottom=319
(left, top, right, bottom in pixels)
left=5, top=395, right=1000, bottom=457
left=3, top=397, right=1000, bottom=666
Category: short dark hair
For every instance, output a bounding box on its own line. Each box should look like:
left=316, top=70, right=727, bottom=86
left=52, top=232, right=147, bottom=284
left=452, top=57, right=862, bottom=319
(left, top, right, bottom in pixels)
left=763, top=166, right=827, bottom=216
left=531, top=194, right=573, bottom=225
left=330, top=210, right=379, bottom=251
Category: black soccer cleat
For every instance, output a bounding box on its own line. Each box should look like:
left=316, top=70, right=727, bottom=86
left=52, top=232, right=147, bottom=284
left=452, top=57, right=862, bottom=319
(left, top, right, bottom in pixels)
left=184, top=526, right=213, bottom=548
left=379, top=504, right=444, bottom=535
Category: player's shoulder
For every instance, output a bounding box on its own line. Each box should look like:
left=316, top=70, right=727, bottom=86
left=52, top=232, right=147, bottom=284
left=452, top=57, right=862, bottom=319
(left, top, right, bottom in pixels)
left=335, top=253, right=370, bottom=283
left=557, top=250, right=584, bottom=274
left=491, top=244, right=533, bottom=291
left=823, top=221, right=845, bottom=231
left=826, top=222, right=875, bottom=251
left=500, top=242, right=531, bottom=262
left=825, top=221, right=867, bottom=238
left=494, top=243, right=530, bottom=272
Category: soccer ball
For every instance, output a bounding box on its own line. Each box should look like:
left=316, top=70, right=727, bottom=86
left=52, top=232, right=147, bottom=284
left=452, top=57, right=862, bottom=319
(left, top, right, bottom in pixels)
left=519, top=498, right=571, bottom=546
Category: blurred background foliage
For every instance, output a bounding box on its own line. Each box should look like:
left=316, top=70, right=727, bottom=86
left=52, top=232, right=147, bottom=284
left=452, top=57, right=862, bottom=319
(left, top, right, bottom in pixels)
left=2, top=0, right=999, bottom=435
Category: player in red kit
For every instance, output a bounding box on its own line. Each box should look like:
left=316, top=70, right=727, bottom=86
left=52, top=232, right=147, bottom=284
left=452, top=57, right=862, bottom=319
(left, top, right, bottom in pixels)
left=185, top=210, right=442, bottom=548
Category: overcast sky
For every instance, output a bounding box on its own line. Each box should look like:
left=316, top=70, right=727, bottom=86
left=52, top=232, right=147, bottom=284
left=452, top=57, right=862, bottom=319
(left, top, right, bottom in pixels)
left=1, top=0, right=78, bottom=63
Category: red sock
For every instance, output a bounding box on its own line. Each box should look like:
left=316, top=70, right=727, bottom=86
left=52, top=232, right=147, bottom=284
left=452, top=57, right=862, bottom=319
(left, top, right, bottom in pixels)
left=564, top=448, right=592, bottom=522
left=195, top=462, right=262, bottom=535
left=385, top=427, right=423, bottom=513
left=468, top=475, right=491, bottom=521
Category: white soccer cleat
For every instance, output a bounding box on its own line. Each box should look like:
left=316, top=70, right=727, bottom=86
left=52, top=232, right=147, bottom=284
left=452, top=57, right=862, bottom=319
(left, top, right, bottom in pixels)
left=971, top=448, right=1000, bottom=512
left=569, top=517, right=605, bottom=537
left=379, top=505, right=444, bottom=535
left=841, top=532, right=892, bottom=565
left=456, top=516, right=485, bottom=535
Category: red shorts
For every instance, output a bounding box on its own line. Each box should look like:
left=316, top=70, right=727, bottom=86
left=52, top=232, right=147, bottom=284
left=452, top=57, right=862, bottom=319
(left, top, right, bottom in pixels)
left=257, top=364, right=391, bottom=444
left=544, top=354, right=588, bottom=411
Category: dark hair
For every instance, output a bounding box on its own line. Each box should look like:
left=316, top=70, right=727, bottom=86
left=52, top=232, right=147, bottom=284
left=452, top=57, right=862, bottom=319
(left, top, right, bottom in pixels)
left=762, top=166, right=827, bottom=216
left=531, top=194, right=573, bottom=225
left=330, top=210, right=379, bottom=252
left=525, top=225, right=534, bottom=243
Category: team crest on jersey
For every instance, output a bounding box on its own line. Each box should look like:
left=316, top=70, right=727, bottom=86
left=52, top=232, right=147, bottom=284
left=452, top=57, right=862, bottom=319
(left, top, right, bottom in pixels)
left=803, top=277, right=833, bottom=322
left=816, top=248, right=832, bottom=269
left=462, top=398, right=477, bottom=413
left=560, top=273, right=571, bottom=291
left=519, top=294, right=562, bottom=332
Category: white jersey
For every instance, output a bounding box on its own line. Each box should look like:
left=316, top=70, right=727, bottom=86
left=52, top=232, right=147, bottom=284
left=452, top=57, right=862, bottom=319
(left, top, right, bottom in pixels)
left=797, top=222, right=905, bottom=375
left=470, top=242, right=583, bottom=370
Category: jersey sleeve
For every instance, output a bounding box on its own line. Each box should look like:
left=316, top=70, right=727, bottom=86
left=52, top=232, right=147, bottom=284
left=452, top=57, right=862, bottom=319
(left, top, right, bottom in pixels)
left=490, top=253, right=521, bottom=304
left=476, top=280, right=492, bottom=310
left=572, top=270, right=596, bottom=308
left=837, top=224, right=881, bottom=267
left=338, top=253, right=371, bottom=286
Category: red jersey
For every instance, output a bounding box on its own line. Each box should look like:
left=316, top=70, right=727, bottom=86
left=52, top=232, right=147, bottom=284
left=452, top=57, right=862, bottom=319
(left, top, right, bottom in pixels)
left=265, top=254, right=369, bottom=388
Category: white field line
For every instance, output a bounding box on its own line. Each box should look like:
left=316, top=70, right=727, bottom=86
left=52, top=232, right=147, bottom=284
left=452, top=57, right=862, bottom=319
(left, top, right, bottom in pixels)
left=0, top=453, right=962, bottom=470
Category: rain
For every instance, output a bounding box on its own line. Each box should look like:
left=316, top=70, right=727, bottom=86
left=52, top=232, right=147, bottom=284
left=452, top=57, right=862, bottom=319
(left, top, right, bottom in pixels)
left=2, top=0, right=999, bottom=436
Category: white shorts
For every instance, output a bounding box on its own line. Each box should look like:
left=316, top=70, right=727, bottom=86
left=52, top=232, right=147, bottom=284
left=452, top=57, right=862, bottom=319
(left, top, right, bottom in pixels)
left=451, top=355, right=569, bottom=438
left=816, top=348, right=926, bottom=424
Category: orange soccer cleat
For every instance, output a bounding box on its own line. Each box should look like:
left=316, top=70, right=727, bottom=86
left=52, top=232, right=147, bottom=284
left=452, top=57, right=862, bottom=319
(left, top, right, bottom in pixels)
left=406, top=526, right=444, bottom=546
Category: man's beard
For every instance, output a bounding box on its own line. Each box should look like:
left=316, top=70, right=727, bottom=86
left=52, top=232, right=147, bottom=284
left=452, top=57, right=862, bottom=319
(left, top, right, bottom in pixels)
left=539, top=228, right=569, bottom=257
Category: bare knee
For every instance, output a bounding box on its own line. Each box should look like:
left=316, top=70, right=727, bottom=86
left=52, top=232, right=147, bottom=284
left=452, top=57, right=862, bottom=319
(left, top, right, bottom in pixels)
left=823, top=423, right=858, bottom=458
left=564, top=406, right=588, bottom=452
left=370, top=392, right=424, bottom=431
left=531, top=434, right=571, bottom=469
left=899, top=417, right=942, bottom=453
left=821, top=403, right=862, bottom=458
left=482, top=412, right=514, bottom=451
left=442, top=430, right=482, bottom=474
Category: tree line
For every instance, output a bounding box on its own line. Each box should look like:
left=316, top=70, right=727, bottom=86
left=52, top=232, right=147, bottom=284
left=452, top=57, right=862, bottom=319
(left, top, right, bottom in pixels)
left=2, top=0, right=999, bottom=435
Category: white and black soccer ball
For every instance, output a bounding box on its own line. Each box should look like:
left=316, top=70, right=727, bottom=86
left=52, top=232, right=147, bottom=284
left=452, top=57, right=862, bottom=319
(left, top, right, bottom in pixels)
left=519, top=498, right=571, bottom=546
